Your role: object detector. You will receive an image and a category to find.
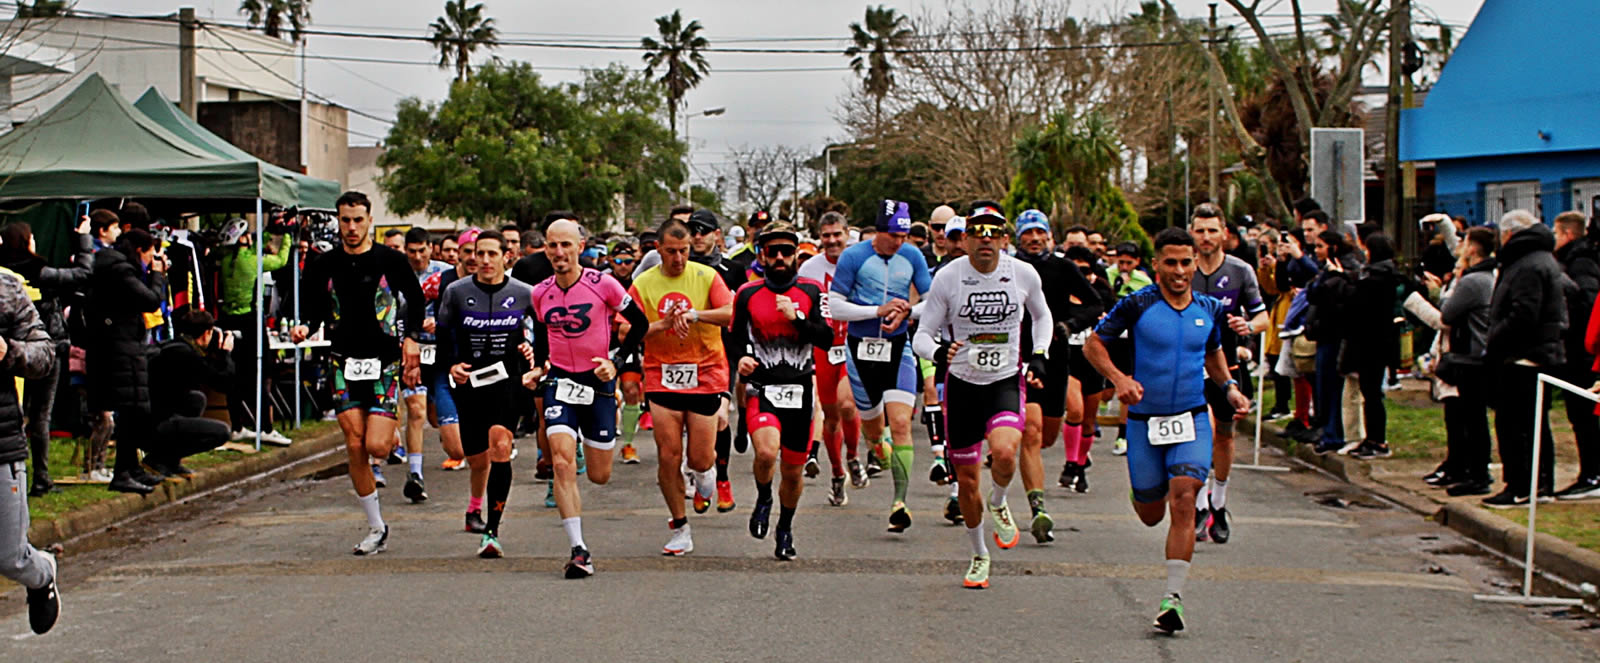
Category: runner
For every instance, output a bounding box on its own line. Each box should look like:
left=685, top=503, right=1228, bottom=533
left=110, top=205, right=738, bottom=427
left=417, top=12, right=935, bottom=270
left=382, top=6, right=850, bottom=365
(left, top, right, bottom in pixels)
left=684, top=210, right=748, bottom=513
left=730, top=222, right=834, bottom=559
left=528, top=220, right=649, bottom=577
left=1188, top=204, right=1267, bottom=545
left=828, top=199, right=933, bottom=533
left=609, top=242, right=647, bottom=464
left=399, top=228, right=449, bottom=503
left=1012, top=209, right=1102, bottom=544
left=796, top=212, right=868, bottom=502
left=1060, top=245, right=1116, bottom=493
left=630, top=217, right=734, bottom=555
left=291, top=191, right=425, bottom=555
left=436, top=230, right=536, bottom=558
left=427, top=228, right=475, bottom=499
left=1083, top=227, right=1251, bottom=633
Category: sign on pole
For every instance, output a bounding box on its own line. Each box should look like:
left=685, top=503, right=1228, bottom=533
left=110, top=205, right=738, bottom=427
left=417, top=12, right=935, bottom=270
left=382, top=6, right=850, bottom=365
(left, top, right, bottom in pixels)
left=1310, top=128, right=1366, bottom=226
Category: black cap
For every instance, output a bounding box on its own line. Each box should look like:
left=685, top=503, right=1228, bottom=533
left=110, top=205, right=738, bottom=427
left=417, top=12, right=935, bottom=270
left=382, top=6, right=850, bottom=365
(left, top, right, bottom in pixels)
left=687, top=210, right=719, bottom=234
left=908, top=224, right=929, bottom=240
left=748, top=210, right=771, bottom=227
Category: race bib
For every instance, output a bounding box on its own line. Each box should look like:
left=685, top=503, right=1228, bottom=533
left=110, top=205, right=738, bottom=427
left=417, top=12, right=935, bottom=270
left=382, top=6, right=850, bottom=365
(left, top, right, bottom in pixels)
left=662, top=363, right=699, bottom=390
left=1149, top=413, right=1197, bottom=446
left=468, top=362, right=509, bottom=388
left=968, top=344, right=1009, bottom=372
left=766, top=384, right=805, bottom=409
left=827, top=345, right=848, bottom=366
left=419, top=345, right=437, bottom=366
left=343, top=358, right=381, bottom=382
left=857, top=338, right=891, bottom=363
left=556, top=378, right=595, bottom=406
left=1068, top=329, right=1092, bottom=346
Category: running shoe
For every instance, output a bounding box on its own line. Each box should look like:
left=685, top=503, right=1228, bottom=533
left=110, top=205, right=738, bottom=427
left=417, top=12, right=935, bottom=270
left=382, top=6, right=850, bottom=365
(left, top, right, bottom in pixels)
left=1153, top=593, right=1185, bottom=633
left=621, top=444, right=639, bottom=464
left=1351, top=441, right=1393, bottom=459
left=716, top=480, right=736, bottom=513
left=1195, top=508, right=1211, bottom=543
left=544, top=483, right=557, bottom=508
left=988, top=497, right=1019, bottom=549
left=564, top=546, right=594, bottom=578
left=387, top=446, right=407, bottom=465
left=1058, top=461, right=1080, bottom=488
left=683, top=462, right=696, bottom=499
left=440, top=458, right=466, bottom=471
left=1555, top=475, right=1600, bottom=501
left=827, top=476, right=848, bottom=507
left=849, top=458, right=869, bottom=488
left=259, top=429, right=293, bottom=447
left=464, top=511, right=487, bottom=534
left=929, top=458, right=951, bottom=485
left=353, top=525, right=388, bottom=556
left=865, top=454, right=884, bottom=478
left=509, top=445, right=519, bottom=461
left=477, top=533, right=503, bottom=559
left=663, top=522, right=693, bottom=556
left=403, top=473, right=428, bottom=503
left=1208, top=506, right=1231, bottom=543
left=963, top=554, right=991, bottom=589
left=370, top=464, right=387, bottom=489
left=693, top=491, right=712, bottom=514
left=774, top=529, right=797, bottom=561
left=887, top=501, right=912, bottom=533
left=26, top=549, right=58, bottom=635
left=534, top=462, right=553, bottom=482
left=749, top=499, right=772, bottom=539
left=1030, top=510, right=1055, bottom=544
left=805, top=453, right=821, bottom=479
left=640, top=411, right=653, bottom=430
left=576, top=445, right=587, bottom=475
left=1112, top=437, right=1128, bottom=456
left=1074, top=469, right=1089, bottom=494
left=943, top=497, right=964, bottom=525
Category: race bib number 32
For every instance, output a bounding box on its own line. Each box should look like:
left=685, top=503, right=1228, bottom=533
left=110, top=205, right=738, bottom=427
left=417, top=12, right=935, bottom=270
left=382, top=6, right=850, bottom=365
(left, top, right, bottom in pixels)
left=766, top=384, right=804, bottom=409
left=1149, top=413, right=1197, bottom=446
left=662, top=363, right=699, bottom=390
left=857, top=338, right=891, bottom=363
left=343, top=357, right=381, bottom=382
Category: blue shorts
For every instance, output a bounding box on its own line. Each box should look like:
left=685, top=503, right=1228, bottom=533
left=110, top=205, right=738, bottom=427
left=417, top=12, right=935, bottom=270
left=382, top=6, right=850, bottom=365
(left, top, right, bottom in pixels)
left=1125, top=409, right=1212, bottom=503
left=429, top=368, right=459, bottom=426
left=542, top=368, right=619, bottom=450
left=844, top=335, right=919, bottom=419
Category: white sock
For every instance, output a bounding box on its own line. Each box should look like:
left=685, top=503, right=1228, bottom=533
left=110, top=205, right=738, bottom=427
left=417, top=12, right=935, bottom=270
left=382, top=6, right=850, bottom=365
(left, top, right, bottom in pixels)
left=1195, top=482, right=1211, bottom=511
left=966, top=523, right=988, bottom=557
left=357, top=491, right=384, bottom=531
left=1211, top=478, right=1228, bottom=509
left=408, top=452, right=423, bottom=476
left=562, top=516, right=586, bottom=549
left=1166, top=559, right=1191, bottom=597
left=949, top=481, right=960, bottom=498
left=988, top=483, right=1008, bottom=508
left=695, top=469, right=716, bottom=497
left=931, top=443, right=945, bottom=455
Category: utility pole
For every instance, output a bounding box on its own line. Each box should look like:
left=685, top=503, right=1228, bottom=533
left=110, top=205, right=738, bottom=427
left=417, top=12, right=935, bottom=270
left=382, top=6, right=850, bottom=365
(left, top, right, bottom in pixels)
left=178, top=6, right=197, bottom=119
left=791, top=159, right=799, bottom=224
left=1207, top=3, right=1218, bottom=204
left=1384, top=0, right=1407, bottom=255
left=299, top=36, right=308, bottom=173
left=1167, top=82, right=1176, bottom=229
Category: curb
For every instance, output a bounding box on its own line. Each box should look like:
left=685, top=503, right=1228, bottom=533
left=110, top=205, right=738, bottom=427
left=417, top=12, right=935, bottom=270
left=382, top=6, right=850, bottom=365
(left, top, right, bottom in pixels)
left=29, top=430, right=345, bottom=547
left=1258, top=423, right=1600, bottom=589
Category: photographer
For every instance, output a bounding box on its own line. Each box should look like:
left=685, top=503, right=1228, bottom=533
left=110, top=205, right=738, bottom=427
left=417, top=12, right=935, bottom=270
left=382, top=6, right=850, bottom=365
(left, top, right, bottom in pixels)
left=145, top=305, right=235, bottom=477
left=217, top=217, right=292, bottom=446
left=88, top=228, right=167, bottom=494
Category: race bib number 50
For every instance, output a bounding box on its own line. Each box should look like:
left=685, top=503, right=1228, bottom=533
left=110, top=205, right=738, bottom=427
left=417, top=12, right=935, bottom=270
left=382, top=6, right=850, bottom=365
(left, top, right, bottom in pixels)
left=343, top=358, right=381, bottom=382
left=662, top=363, right=699, bottom=390
left=1149, top=413, right=1197, bottom=446
left=857, top=338, right=891, bottom=363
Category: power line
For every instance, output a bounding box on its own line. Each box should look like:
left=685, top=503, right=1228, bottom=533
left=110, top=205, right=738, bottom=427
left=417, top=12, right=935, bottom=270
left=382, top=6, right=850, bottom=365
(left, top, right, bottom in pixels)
left=201, top=25, right=396, bottom=125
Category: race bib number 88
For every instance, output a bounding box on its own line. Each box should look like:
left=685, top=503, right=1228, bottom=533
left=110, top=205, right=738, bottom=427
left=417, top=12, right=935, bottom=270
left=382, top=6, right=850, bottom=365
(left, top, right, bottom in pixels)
left=343, top=358, right=380, bottom=382
left=1149, top=413, right=1197, bottom=446
left=968, top=345, right=1008, bottom=372
left=662, top=363, right=699, bottom=391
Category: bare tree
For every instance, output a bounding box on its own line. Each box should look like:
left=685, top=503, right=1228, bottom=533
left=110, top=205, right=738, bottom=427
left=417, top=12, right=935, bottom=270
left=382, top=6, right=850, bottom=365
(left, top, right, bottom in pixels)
left=719, top=144, right=811, bottom=214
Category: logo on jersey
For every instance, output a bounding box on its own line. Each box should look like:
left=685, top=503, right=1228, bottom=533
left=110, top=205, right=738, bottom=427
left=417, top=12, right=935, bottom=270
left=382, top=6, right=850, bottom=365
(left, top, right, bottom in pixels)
left=956, top=290, right=1018, bottom=325
left=501, top=296, right=516, bottom=309
left=1216, top=275, right=1231, bottom=288
left=465, top=297, right=477, bottom=308
left=656, top=292, right=693, bottom=318
left=544, top=303, right=594, bottom=335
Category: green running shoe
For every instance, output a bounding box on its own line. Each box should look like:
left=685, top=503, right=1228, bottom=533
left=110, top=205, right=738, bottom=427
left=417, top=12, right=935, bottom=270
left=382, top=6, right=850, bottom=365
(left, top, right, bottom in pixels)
left=544, top=482, right=557, bottom=508
left=477, top=533, right=504, bottom=559
left=988, top=497, right=1019, bottom=549
left=1030, top=510, right=1055, bottom=544
left=1153, top=594, right=1185, bottom=633
left=962, top=554, right=991, bottom=589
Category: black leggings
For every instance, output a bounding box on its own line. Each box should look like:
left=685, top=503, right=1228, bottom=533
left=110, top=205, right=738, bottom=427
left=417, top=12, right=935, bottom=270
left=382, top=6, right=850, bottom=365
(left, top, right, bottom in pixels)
left=1442, top=376, right=1491, bottom=481
left=1357, top=367, right=1387, bottom=445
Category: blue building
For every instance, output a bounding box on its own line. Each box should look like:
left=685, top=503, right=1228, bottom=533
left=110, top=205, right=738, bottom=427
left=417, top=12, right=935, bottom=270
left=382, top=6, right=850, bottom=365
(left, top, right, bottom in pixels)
left=1400, top=0, right=1600, bottom=226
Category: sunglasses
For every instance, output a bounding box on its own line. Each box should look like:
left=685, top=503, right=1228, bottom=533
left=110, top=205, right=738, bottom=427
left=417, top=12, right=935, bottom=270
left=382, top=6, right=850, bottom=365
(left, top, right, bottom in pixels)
left=763, top=244, right=798, bottom=258
left=613, top=257, right=635, bottom=265
left=967, top=224, right=1006, bottom=238
left=931, top=224, right=946, bottom=233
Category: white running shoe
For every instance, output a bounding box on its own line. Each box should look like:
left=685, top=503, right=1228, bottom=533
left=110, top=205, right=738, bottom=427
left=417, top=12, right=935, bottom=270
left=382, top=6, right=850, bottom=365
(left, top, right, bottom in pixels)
left=663, top=522, right=694, bottom=556
left=353, top=526, right=388, bottom=555
left=86, top=468, right=114, bottom=483
left=258, top=429, right=292, bottom=446
left=229, top=428, right=253, bottom=442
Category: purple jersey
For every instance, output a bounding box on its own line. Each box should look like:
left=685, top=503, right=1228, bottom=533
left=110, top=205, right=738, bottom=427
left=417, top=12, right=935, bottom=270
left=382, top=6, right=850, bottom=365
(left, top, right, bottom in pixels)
left=531, top=268, right=633, bottom=374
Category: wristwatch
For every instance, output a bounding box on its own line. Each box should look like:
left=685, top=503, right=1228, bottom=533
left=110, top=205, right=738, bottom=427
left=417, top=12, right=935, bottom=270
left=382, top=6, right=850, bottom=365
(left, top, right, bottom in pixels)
left=1220, top=378, right=1239, bottom=390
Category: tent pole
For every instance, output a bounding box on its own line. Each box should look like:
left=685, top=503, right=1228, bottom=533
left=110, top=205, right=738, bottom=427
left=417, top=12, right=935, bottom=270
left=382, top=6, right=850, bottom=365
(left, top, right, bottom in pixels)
left=293, top=239, right=300, bottom=428
left=254, top=197, right=264, bottom=452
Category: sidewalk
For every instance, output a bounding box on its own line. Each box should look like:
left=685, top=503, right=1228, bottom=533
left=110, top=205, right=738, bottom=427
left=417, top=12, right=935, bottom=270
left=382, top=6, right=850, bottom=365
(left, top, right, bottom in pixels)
left=1255, top=378, right=1600, bottom=589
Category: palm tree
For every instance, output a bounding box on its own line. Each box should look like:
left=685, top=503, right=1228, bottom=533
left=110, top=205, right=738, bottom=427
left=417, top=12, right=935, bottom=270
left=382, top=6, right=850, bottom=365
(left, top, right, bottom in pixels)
left=239, top=0, right=311, bottom=42
left=640, top=10, right=710, bottom=142
left=844, top=5, right=912, bottom=133
left=429, top=0, right=500, bottom=82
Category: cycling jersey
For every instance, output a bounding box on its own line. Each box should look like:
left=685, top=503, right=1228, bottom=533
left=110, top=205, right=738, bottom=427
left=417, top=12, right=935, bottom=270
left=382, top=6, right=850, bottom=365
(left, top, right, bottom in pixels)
left=828, top=241, right=932, bottom=338
left=1193, top=254, right=1265, bottom=356
left=912, top=255, right=1051, bottom=385
left=412, top=260, right=449, bottom=344
left=796, top=253, right=848, bottom=347
left=530, top=267, right=645, bottom=374
left=300, top=244, right=424, bottom=363
left=1093, top=286, right=1226, bottom=416
left=435, top=276, right=536, bottom=371
left=728, top=275, right=834, bottom=387
left=628, top=261, right=733, bottom=395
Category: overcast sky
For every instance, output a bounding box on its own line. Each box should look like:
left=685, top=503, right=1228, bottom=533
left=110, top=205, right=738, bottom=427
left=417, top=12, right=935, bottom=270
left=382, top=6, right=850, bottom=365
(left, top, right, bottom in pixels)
left=89, top=0, right=1485, bottom=188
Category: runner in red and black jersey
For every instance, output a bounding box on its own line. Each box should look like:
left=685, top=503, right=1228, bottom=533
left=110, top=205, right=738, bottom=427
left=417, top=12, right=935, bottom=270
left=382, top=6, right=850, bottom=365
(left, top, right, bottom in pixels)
left=729, top=223, right=834, bottom=560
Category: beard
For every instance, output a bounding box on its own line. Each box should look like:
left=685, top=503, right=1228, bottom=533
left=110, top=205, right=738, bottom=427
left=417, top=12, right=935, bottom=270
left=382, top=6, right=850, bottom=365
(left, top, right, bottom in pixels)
left=765, top=262, right=796, bottom=284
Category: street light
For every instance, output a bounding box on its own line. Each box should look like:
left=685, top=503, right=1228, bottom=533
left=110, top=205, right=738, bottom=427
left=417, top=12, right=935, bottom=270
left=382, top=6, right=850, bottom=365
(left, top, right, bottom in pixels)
left=684, top=106, right=727, bottom=203
left=824, top=141, right=876, bottom=199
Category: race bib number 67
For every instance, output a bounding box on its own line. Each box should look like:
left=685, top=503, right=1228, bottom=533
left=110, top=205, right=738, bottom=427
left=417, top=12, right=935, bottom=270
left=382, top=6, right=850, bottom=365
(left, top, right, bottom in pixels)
left=343, top=358, right=380, bottom=382
left=857, top=338, right=891, bottom=363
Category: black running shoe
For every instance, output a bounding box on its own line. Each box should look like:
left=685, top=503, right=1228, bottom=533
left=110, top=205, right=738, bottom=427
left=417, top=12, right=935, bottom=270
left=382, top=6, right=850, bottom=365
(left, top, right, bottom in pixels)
left=464, top=511, right=488, bottom=534
left=774, top=530, right=796, bottom=561
left=1074, top=468, right=1089, bottom=494
left=865, top=454, right=884, bottom=477
left=888, top=502, right=912, bottom=533
left=403, top=473, right=428, bottom=503
left=26, top=550, right=58, bottom=635
left=749, top=499, right=772, bottom=539
left=1555, top=475, right=1600, bottom=501
left=929, top=457, right=951, bottom=485
left=1446, top=478, right=1492, bottom=497
left=565, top=546, right=594, bottom=578
left=943, top=497, right=964, bottom=525
left=1194, top=507, right=1210, bottom=542
left=1208, top=506, right=1231, bottom=544
left=386, top=448, right=406, bottom=465
left=1058, top=461, right=1079, bottom=489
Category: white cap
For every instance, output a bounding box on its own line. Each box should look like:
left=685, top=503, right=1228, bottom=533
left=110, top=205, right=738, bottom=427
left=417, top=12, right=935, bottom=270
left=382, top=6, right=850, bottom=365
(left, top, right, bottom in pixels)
left=727, top=226, right=746, bottom=240
left=944, top=217, right=967, bottom=237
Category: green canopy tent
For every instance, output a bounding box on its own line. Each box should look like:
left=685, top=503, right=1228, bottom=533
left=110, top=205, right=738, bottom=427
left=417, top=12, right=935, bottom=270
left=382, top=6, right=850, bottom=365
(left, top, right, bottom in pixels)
left=133, top=86, right=338, bottom=210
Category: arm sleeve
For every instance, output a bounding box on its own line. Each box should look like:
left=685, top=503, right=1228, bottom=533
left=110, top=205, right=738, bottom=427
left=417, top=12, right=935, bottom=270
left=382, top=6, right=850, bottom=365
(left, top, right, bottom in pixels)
left=798, top=283, right=835, bottom=349
left=34, top=233, right=93, bottom=290
left=1022, top=266, right=1053, bottom=356
left=388, top=252, right=426, bottom=340
left=616, top=299, right=649, bottom=360
left=911, top=274, right=949, bottom=361
left=260, top=234, right=292, bottom=273
left=0, top=277, right=54, bottom=379
left=531, top=309, right=550, bottom=366
left=1403, top=291, right=1443, bottom=330
left=828, top=292, right=879, bottom=322
left=727, top=287, right=752, bottom=370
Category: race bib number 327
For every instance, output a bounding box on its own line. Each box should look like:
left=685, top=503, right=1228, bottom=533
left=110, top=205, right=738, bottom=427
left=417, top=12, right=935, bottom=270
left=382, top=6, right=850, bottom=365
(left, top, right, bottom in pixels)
left=662, top=363, right=699, bottom=390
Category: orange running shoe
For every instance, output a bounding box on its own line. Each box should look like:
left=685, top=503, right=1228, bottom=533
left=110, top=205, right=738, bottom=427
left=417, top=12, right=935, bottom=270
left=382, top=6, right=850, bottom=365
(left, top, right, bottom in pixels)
left=621, top=444, right=640, bottom=464
left=440, top=458, right=466, bottom=471
left=716, top=480, right=736, bottom=513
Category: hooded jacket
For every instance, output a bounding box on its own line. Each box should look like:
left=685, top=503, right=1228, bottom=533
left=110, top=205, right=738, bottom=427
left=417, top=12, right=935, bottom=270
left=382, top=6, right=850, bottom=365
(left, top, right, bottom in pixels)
left=1487, top=224, right=1570, bottom=366
left=1555, top=235, right=1600, bottom=368
left=86, top=245, right=164, bottom=412
left=0, top=271, right=58, bottom=464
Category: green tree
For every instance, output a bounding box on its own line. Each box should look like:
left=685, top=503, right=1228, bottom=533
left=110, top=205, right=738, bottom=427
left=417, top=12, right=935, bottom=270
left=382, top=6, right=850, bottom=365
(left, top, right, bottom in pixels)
left=844, top=5, right=913, bottom=132
left=379, top=62, right=683, bottom=229
left=429, top=0, right=500, bottom=82
left=640, top=10, right=710, bottom=142
left=1004, top=110, right=1149, bottom=253
left=239, top=0, right=310, bottom=41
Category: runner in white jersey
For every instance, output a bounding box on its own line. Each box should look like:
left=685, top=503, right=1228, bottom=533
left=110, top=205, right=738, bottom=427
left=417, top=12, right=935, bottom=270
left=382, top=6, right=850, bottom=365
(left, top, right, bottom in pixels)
left=913, top=202, right=1052, bottom=589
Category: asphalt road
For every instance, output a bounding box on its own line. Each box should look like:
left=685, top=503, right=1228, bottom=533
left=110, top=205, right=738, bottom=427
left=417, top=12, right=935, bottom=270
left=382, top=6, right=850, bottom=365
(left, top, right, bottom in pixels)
left=2, top=424, right=1597, bottom=662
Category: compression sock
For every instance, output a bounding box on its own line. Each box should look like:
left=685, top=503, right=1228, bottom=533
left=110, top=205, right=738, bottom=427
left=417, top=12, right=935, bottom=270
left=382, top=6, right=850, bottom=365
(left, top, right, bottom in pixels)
left=922, top=404, right=945, bottom=449
left=1027, top=489, right=1046, bottom=518
left=695, top=469, right=716, bottom=498
left=1211, top=478, right=1228, bottom=510
left=468, top=495, right=483, bottom=515
left=825, top=430, right=844, bottom=477
left=949, top=480, right=960, bottom=498
left=756, top=480, right=773, bottom=504
left=409, top=452, right=423, bottom=477
left=890, top=443, right=913, bottom=503
left=670, top=516, right=688, bottom=530
left=1061, top=421, right=1082, bottom=462
left=715, top=428, right=731, bottom=482
left=988, top=483, right=1008, bottom=508
left=843, top=416, right=861, bottom=459
left=486, top=461, right=512, bottom=536
left=1078, top=421, right=1096, bottom=463
left=966, top=522, right=989, bottom=557
left=1195, top=479, right=1211, bottom=512
left=778, top=505, right=796, bottom=531
left=621, top=403, right=642, bottom=445
left=357, top=491, right=384, bottom=531
left=1166, top=559, right=1191, bottom=597
left=562, top=516, right=586, bottom=549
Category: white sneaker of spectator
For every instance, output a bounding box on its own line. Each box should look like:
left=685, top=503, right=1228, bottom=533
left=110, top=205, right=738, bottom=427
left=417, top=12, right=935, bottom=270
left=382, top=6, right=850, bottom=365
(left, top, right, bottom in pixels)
left=229, top=428, right=253, bottom=442
left=86, top=468, right=114, bottom=483
left=257, top=429, right=293, bottom=447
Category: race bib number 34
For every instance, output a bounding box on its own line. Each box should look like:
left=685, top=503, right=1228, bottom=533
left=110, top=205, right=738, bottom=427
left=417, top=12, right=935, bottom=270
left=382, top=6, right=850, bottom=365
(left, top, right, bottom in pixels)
left=662, top=363, right=699, bottom=391
left=556, top=378, right=595, bottom=405
left=1149, top=413, right=1197, bottom=446
left=968, top=344, right=1008, bottom=372
left=857, top=338, right=891, bottom=363
left=343, top=357, right=381, bottom=382
left=766, top=384, right=804, bottom=409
